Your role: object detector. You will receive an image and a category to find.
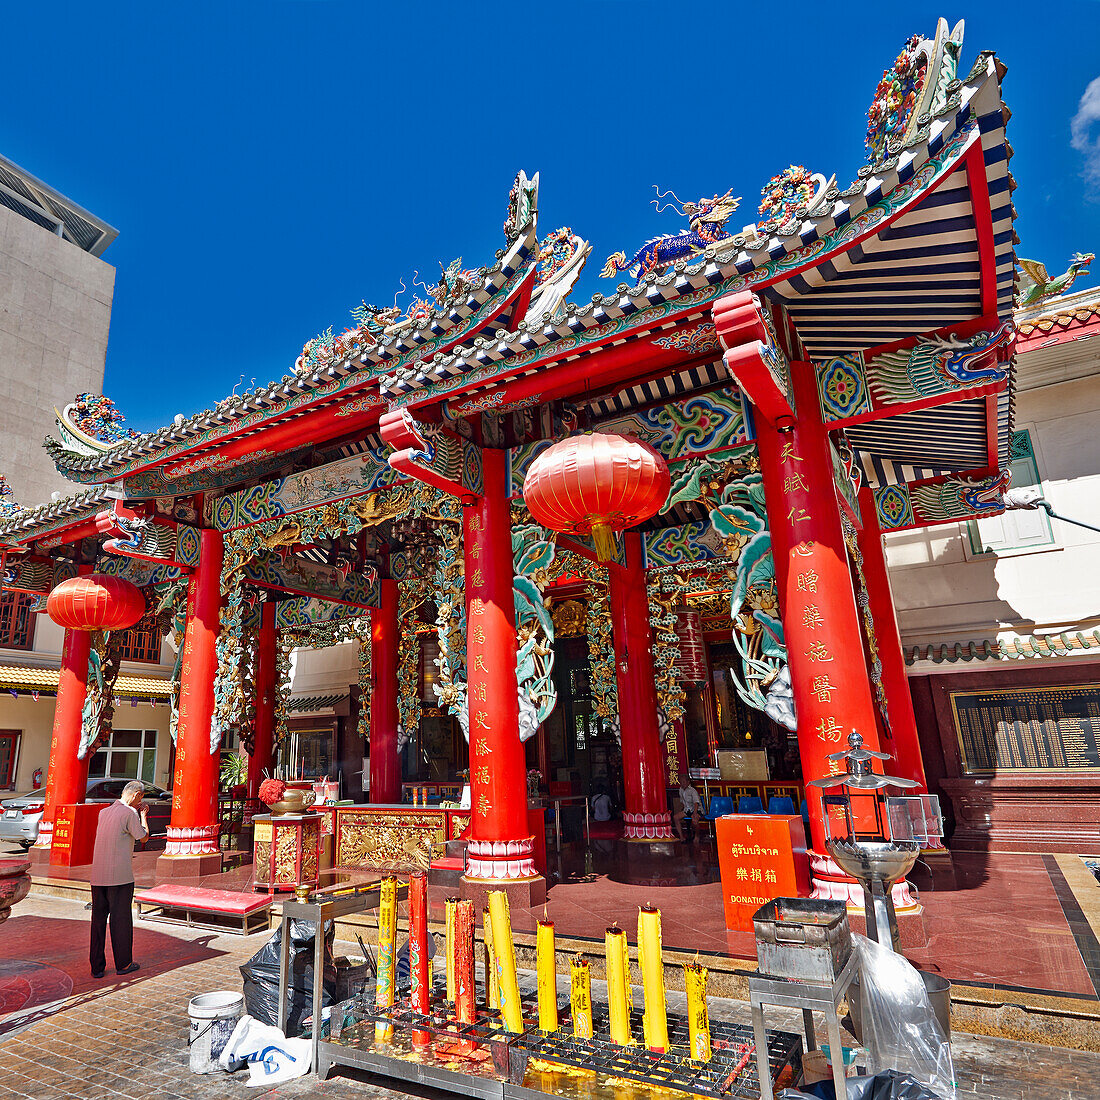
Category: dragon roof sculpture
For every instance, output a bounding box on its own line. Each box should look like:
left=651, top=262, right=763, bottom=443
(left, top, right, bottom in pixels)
left=601, top=187, right=742, bottom=280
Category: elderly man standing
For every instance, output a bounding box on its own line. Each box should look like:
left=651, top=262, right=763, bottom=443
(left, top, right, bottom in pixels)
left=89, top=780, right=148, bottom=978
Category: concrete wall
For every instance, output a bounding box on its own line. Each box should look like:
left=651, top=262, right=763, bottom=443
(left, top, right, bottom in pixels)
left=0, top=202, right=115, bottom=508
left=885, top=364, right=1100, bottom=649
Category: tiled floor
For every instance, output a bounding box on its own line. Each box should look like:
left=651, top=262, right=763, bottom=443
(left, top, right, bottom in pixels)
left=2, top=895, right=1100, bottom=1100
left=30, top=838, right=1100, bottom=999
left=511, top=843, right=1100, bottom=999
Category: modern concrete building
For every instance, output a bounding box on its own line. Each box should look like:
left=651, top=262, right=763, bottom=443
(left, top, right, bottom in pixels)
left=0, top=155, right=175, bottom=800
left=890, top=281, right=1100, bottom=852
left=0, top=152, right=118, bottom=508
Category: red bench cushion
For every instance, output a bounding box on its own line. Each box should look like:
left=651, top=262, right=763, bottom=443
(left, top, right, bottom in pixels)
left=430, top=856, right=464, bottom=871
left=135, top=885, right=271, bottom=916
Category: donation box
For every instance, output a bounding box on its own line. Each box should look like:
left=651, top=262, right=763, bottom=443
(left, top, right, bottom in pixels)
left=50, top=802, right=108, bottom=867
left=715, top=814, right=810, bottom=932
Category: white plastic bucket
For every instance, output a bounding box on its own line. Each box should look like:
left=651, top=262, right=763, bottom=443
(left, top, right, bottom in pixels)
left=188, top=991, right=244, bottom=1074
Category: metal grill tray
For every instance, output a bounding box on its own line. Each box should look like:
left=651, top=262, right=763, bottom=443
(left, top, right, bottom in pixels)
left=336, top=983, right=802, bottom=1100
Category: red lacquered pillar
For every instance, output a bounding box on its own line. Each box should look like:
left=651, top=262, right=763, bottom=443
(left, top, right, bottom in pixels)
left=856, top=485, right=928, bottom=791
left=247, top=600, right=277, bottom=800
left=609, top=532, right=673, bottom=840
left=754, top=362, right=884, bottom=857
left=35, top=624, right=93, bottom=849
left=370, top=578, right=401, bottom=804
left=463, top=448, right=538, bottom=884
left=164, top=529, right=223, bottom=858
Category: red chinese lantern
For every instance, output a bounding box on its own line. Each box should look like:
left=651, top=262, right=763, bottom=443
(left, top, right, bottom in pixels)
left=47, top=574, right=146, bottom=631
left=522, top=433, right=670, bottom=561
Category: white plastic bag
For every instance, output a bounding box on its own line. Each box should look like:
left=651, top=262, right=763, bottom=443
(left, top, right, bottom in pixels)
left=219, top=1013, right=313, bottom=1086
left=853, top=934, right=955, bottom=1099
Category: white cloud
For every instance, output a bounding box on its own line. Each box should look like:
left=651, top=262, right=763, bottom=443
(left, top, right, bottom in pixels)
left=1071, top=75, right=1100, bottom=190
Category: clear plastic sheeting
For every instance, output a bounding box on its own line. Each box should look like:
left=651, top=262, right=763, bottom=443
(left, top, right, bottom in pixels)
left=779, top=1069, right=947, bottom=1099
left=851, top=934, right=955, bottom=1099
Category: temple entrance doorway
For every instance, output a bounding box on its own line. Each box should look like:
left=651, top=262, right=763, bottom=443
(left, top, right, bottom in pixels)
left=534, top=636, right=621, bottom=838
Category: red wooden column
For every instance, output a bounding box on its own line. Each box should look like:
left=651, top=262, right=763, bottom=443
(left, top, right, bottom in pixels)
left=856, top=486, right=928, bottom=790
left=370, top=578, right=401, bottom=804
left=462, top=447, right=544, bottom=903
left=34, top=624, right=93, bottom=849
left=754, top=361, right=884, bottom=855
left=159, top=529, right=224, bottom=876
left=247, top=601, right=277, bottom=801
left=609, top=532, right=673, bottom=840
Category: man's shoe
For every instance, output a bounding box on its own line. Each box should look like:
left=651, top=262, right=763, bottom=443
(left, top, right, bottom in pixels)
left=116, top=962, right=140, bottom=975
left=91, top=970, right=105, bottom=979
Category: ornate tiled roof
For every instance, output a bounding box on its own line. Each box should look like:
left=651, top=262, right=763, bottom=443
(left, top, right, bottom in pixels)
left=43, top=199, right=542, bottom=484
left=382, top=52, right=1015, bottom=414
left=1016, top=284, right=1100, bottom=337
left=0, top=486, right=113, bottom=541
left=0, top=663, right=171, bottom=697
left=43, top=51, right=1014, bottom=495
left=904, top=628, right=1100, bottom=665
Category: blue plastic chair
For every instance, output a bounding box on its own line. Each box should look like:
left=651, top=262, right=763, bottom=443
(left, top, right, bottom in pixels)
left=706, top=795, right=735, bottom=820
left=737, top=795, right=765, bottom=814
left=800, top=798, right=811, bottom=829
left=768, top=796, right=796, bottom=816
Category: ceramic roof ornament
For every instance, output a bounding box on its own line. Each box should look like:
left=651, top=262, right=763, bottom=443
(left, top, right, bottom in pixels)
left=53, top=393, right=140, bottom=457
left=601, top=187, right=741, bottom=280
left=1016, top=253, right=1095, bottom=308
left=865, top=18, right=965, bottom=164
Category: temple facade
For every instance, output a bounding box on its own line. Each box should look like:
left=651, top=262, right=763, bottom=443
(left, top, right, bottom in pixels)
left=3, top=22, right=1094, bottom=905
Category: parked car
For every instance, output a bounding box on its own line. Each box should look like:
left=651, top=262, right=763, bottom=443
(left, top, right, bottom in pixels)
left=0, top=787, right=47, bottom=848
left=0, top=780, right=172, bottom=848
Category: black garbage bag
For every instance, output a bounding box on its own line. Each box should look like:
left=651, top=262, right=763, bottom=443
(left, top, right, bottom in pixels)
left=780, top=1070, right=947, bottom=1099
left=239, top=918, right=336, bottom=1035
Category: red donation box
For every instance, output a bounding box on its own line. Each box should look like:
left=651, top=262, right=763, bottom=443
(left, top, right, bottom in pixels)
left=715, top=814, right=811, bottom=932
left=50, top=802, right=108, bottom=867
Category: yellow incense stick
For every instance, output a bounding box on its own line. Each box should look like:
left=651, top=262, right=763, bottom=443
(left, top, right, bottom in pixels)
left=374, top=876, right=398, bottom=1042
left=637, top=905, right=669, bottom=1052
left=536, top=919, right=559, bottom=1032
left=488, top=890, right=524, bottom=1033
left=482, top=906, right=500, bottom=1009
left=570, top=955, right=593, bottom=1039
left=445, top=896, right=458, bottom=1003
left=605, top=927, right=632, bottom=1046
left=684, top=960, right=712, bottom=1061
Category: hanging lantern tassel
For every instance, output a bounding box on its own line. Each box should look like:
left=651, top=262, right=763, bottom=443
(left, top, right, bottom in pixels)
left=638, top=905, right=669, bottom=1053
left=408, top=872, right=431, bottom=1047
left=605, top=927, right=633, bottom=1046
left=482, top=907, right=500, bottom=1010
left=487, top=890, right=524, bottom=1034
left=570, top=955, right=593, bottom=1039
left=445, top=896, right=459, bottom=1003
left=374, top=876, right=398, bottom=1042
left=536, top=918, right=559, bottom=1032
left=684, top=959, right=713, bottom=1062
left=454, top=900, right=477, bottom=1053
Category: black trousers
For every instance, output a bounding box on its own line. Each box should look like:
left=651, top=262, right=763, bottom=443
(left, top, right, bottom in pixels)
left=90, top=882, right=135, bottom=973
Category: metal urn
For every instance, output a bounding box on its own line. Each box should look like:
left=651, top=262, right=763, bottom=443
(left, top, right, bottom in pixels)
left=809, top=732, right=941, bottom=950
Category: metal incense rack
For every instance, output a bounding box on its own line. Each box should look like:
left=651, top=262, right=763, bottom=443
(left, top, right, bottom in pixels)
left=307, top=874, right=804, bottom=1100
left=323, top=984, right=804, bottom=1100
left=808, top=732, right=942, bottom=951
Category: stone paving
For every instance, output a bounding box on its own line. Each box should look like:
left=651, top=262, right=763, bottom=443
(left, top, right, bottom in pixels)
left=0, top=895, right=1099, bottom=1100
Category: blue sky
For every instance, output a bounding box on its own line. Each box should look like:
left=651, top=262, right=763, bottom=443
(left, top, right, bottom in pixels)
left=5, top=2, right=1100, bottom=432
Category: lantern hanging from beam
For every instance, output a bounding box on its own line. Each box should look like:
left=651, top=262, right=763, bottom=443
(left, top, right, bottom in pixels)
left=47, top=574, right=146, bottom=632
left=522, top=433, right=670, bottom=561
